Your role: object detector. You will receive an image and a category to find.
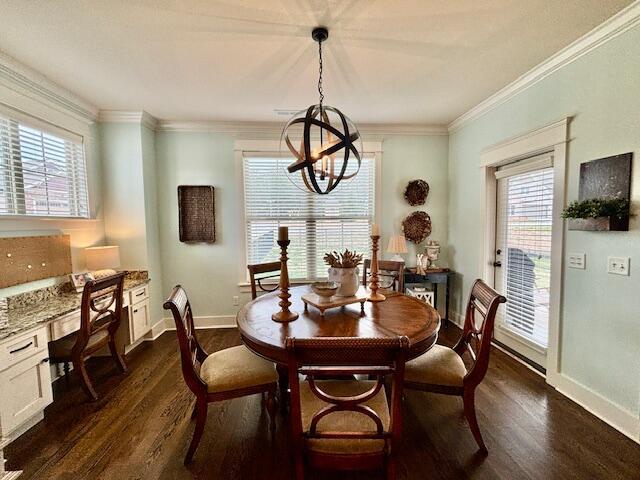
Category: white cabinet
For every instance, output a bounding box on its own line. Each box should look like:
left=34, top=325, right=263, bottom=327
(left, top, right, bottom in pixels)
left=129, top=284, right=151, bottom=344
left=129, top=302, right=150, bottom=343
left=0, top=326, right=53, bottom=438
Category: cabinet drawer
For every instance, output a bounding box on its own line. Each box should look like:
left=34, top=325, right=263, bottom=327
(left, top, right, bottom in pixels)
left=130, top=301, right=150, bottom=343
left=0, top=327, right=48, bottom=370
left=0, top=349, right=53, bottom=436
left=49, top=311, right=81, bottom=341
left=130, top=285, right=149, bottom=305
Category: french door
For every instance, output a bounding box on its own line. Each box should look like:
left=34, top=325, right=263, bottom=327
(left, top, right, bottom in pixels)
left=493, top=156, right=554, bottom=369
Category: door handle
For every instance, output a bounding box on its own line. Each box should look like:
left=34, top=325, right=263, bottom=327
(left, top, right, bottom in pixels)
left=493, top=261, right=502, bottom=267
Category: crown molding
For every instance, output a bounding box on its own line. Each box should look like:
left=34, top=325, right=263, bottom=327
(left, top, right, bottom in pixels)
left=0, top=50, right=98, bottom=123
left=98, top=110, right=159, bottom=130
left=155, top=119, right=447, bottom=137
left=448, top=1, right=640, bottom=133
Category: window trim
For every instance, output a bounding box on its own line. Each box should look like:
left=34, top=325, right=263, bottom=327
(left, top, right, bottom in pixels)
left=234, top=139, right=382, bottom=286
left=0, top=105, right=91, bottom=219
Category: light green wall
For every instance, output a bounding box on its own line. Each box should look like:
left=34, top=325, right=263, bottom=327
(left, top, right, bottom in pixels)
left=155, top=132, right=241, bottom=318
left=381, top=136, right=449, bottom=264
left=100, top=123, right=148, bottom=270
left=141, top=125, right=164, bottom=325
left=155, top=132, right=449, bottom=319
left=100, top=122, right=165, bottom=324
left=448, top=25, right=640, bottom=414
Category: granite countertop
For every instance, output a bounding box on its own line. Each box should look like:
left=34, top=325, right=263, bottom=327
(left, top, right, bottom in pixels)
left=0, top=274, right=150, bottom=342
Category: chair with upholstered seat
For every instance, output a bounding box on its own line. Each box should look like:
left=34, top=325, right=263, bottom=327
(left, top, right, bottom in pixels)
left=163, top=285, right=278, bottom=464
left=286, top=336, right=409, bottom=479
left=48, top=272, right=127, bottom=401
left=247, top=261, right=281, bottom=300
left=404, top=279, right=506, bottom=453
left=362, top=259, right=405, bottom=292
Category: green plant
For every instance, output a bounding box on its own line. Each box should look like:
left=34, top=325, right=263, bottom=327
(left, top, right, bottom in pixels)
left=562, top=197, right=629, bottom=219
left=323, top=249, right=363, bottom=268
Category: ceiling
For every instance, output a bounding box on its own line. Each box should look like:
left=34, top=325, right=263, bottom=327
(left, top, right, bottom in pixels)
left=0, top=1, right=633, bottom=124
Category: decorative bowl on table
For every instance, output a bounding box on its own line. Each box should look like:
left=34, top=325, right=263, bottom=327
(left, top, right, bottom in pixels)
left=311, top=281, right=339, bottom=301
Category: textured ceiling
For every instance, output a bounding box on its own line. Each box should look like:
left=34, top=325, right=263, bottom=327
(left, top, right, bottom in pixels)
left=0, top=0, right=633, bottom=124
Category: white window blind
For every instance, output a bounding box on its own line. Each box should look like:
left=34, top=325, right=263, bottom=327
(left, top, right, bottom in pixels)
left=495, top=164, right=553, bottom=348
left=243, top=154, right=375, bottom=281
left=0, top=114, right=89, bottom=218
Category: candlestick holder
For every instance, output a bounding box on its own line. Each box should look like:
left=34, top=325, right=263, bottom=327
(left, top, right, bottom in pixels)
left=272, top=239, right=299, bottom=322
left=368, top=235, right=386, bottom=302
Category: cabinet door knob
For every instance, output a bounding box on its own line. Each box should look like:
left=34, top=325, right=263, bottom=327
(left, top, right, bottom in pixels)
left=41, top=357, right=50, bottom=364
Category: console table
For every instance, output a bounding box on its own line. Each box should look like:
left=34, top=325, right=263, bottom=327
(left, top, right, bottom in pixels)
left=404, top=268, right=454, bottom=327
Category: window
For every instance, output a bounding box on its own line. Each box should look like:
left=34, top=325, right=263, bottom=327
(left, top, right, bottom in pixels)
left=243, top=153, right=376, bottom=281
left=0, top=113, right=89, bottom=218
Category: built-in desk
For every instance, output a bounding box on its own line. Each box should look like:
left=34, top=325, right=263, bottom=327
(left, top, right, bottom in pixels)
left=0, top=273, right=151, bottom=454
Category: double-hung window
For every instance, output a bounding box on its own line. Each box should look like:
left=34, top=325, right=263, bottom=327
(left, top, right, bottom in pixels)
left=243, top=153, right=376, bottom=281
left=0, top=111, right=89, bottom=218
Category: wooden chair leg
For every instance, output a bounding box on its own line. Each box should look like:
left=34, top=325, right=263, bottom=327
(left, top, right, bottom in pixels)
left=109, top=337, right=127, bottom=373
left=74, top=358, right=98, bottom=402
left=293, top=450, right=305, bottom=480
left=463, top=389, right=487, bottom=454
left=265, top=386, right=277, bottom=432
left=276, top=364, right=289, bottom=413
left=386, top=455, right=397, bottom=480
left=185, top=397, right=208, bottom=464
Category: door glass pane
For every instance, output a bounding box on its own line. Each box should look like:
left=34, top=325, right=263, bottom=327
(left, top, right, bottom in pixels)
left=497, top=167, right=553, bottom=348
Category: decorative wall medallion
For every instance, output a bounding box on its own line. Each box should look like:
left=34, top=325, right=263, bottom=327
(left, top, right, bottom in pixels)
left=402, top=211, right=432, bottom=243
left=404, top=179, right=430, bottom=206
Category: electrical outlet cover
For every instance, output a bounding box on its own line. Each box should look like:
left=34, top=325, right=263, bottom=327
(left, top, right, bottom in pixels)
left=607, top=256, right=630, bottom=276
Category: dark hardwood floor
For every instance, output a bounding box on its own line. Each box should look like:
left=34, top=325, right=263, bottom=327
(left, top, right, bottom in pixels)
left=6, top=326, right=640, bottom=480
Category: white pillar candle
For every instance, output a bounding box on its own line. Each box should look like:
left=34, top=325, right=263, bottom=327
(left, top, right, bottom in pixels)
left=371, top=223, right=380, bottom=236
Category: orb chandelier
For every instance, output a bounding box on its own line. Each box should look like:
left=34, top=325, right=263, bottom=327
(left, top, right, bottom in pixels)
left=280, top=27, right=362, bottom=195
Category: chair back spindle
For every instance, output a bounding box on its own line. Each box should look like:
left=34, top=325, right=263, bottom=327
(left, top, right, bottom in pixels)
left=362, top=259, right=405, bottom=292
left=453, top=279, right=506, bottom=387
left=247, top=262, right=281, bottom=300
left=286, top=336, right=409, bottom=468
left=73, top=272, right=125, bottom=358
left=163, top=285, right=208, bottom=394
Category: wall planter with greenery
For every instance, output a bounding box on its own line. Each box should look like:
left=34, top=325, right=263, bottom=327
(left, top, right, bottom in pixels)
left=562, top=197, right=630, bottom=231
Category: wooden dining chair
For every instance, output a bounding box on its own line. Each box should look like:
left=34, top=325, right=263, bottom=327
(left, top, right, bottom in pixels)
left=163, top=285, right=278, bottom=464
left=286, top=336, right=409, bottom=480
left=362, top=259, right=405, bottom=292
left=247, top=261, right=281, bottom=300
left=404, top=279, right=506, bottom=453
left=48, top=272, right=127, bottom=401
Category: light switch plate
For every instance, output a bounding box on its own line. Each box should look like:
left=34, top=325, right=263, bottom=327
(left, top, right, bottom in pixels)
left=568, top=253, right=586, bottom=269
left=607, top=256, right=630, bottom=276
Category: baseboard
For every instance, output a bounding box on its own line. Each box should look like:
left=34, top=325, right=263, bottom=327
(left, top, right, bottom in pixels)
left=554, top=374, right=639, bottom=444
left=145, top=315, right=238, bottom=341
left=450, top=310, right=639, bottom=444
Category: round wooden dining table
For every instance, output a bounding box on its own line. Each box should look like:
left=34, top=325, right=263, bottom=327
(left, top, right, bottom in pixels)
left=237, top=285, right=441, bottom=365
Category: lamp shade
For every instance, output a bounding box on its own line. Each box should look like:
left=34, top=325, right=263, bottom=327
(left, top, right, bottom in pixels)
left=386, top=235, right=408, bottom=254
left=85, top=246, right=120, bottom=271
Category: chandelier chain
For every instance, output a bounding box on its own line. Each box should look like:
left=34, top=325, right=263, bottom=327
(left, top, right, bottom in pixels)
left=317, top=39, right=324, bottom=111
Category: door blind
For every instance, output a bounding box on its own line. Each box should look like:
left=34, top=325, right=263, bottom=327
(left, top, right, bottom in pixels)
left=0, top=114, right=89, bottom=218
left=243, top=154, right=375, bottom=281
left=496, top=165, right=553, bottom=347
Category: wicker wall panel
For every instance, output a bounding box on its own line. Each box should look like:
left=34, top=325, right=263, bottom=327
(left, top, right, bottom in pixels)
left=178, top=185, right=216, bottom=243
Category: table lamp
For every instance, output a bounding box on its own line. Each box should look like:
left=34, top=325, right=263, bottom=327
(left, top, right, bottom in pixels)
left=85, top=246, right=121, bottom=278
left=386, top=234, right=408, bottom=263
